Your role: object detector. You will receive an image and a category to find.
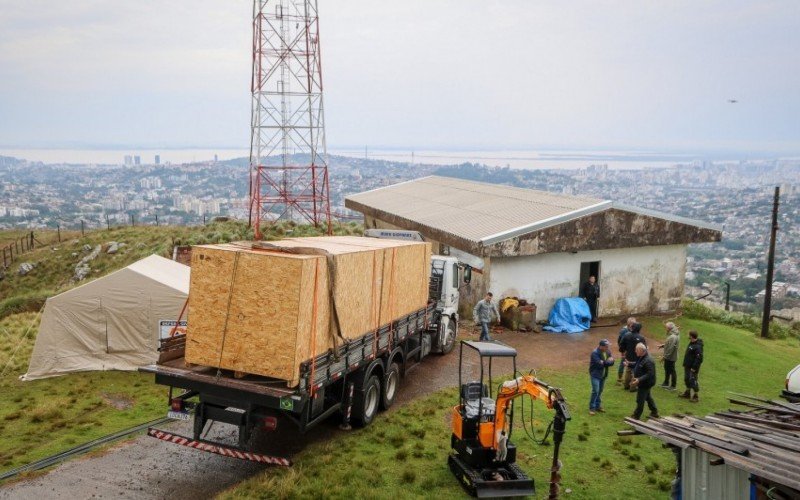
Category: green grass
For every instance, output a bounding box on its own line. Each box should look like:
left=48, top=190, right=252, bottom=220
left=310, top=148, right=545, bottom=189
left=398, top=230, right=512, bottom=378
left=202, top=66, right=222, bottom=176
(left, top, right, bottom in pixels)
left=221, top=317, right=800, bottom=500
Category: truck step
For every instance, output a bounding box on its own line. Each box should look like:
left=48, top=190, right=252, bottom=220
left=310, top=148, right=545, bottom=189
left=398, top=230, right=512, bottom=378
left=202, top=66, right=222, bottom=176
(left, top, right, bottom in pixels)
left=147, top=428, right=292, bottom=466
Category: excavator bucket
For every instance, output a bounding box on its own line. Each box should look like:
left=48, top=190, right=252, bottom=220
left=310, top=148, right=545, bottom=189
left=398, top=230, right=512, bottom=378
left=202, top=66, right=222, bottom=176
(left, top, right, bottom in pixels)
left=448, top=454, right=535, bottom=498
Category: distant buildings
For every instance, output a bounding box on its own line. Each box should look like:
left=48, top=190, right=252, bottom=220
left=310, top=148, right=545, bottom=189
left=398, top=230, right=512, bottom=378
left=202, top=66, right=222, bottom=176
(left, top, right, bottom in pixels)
left=124, top=155, right=133, bottom=166
left=155, top=155, right=161, bottom=165
left=134, top=155, right=141, bottom=166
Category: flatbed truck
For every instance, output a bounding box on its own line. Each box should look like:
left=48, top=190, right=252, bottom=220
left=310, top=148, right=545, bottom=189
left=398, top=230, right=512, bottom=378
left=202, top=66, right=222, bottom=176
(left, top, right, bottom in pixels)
left=140, top=254, right=469, bottom=463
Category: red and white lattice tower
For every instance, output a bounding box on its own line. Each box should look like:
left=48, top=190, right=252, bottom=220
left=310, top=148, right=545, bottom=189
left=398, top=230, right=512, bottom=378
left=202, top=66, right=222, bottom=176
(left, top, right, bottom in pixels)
left=248, top=0, right=331, bottom=238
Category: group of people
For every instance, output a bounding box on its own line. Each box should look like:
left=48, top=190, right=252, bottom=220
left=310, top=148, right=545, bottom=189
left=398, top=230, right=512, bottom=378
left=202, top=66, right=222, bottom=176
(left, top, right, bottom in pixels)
left=589, top=317, right=705, bottom=419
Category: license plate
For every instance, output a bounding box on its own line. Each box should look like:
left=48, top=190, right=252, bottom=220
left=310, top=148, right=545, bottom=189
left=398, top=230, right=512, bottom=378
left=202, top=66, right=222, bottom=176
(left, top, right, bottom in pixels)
left=167, top=410, right=190, bottom=421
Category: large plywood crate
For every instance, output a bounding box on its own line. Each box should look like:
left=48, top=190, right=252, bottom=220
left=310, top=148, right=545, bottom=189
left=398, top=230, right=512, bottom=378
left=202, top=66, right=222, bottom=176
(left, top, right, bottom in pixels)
left=185, top=236, right=431, bottom=386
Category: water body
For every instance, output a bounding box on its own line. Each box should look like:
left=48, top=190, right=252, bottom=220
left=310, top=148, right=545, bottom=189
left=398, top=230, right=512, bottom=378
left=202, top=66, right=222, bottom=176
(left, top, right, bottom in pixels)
left=2, top=147, right=710, bottom=169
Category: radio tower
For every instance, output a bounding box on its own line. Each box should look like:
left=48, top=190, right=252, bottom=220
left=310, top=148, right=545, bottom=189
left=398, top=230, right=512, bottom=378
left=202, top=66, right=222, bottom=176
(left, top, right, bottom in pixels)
left=249, top=0, right=331, bottom=239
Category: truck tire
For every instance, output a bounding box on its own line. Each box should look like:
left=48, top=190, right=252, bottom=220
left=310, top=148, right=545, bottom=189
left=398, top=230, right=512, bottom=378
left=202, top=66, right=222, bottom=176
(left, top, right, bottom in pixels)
left=353, top=374, right=380, bottom=427
left=440, top=320, right=456, bottom=355
left=380, top=362, right=400, bottom=410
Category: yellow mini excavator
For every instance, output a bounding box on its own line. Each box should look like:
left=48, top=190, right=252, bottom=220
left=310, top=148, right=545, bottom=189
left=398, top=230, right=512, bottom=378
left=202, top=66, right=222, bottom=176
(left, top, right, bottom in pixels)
left=449, top=340, right=571, bottom=499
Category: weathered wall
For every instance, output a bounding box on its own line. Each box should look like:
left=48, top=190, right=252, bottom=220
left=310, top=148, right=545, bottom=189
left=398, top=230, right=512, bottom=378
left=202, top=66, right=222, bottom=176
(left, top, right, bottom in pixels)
left=485, top=209, right=721, bottom=257
left=488, top=244, right=687, bottom=321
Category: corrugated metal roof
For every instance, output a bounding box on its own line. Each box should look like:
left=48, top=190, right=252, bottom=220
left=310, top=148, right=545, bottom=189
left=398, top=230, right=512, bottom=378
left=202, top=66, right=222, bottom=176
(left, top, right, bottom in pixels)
left=346, top=176, right=608, bottom=244
left=346, top=176, right=723, bottom=247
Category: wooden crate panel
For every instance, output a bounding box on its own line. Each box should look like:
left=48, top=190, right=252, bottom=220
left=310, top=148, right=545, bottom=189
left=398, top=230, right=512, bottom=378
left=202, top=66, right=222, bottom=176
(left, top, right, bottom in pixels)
left=184, top=237, right=430, bottom=386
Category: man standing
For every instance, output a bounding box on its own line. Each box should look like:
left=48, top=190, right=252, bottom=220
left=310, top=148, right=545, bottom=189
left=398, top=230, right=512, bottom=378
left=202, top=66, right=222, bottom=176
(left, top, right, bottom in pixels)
left=621, top=322, right=647, bottom=390
left=580, top=275, right=600, bottom=323
left=616, top=317, right=636, bottom=384
left=473, top=292, right=500, bottom=341
left=589, top=339, right=615, bottom=415
left=658, top=322, right=680, bottom=390
left=630, top=343, right=659, bottom=420
left=679, top=330, right=704, bottom=402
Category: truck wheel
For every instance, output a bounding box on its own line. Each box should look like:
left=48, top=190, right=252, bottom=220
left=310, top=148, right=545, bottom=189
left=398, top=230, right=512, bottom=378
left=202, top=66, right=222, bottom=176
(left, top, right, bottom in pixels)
left=381, top=363, right=400, bottom=410
left=353, top=375, right=380, bottom=427
left=440, top=321, right=457, bottom=355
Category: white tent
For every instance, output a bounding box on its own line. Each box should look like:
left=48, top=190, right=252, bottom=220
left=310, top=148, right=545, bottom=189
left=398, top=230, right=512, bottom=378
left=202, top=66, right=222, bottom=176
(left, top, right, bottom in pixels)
left=23, top=254, right=190, bottom=380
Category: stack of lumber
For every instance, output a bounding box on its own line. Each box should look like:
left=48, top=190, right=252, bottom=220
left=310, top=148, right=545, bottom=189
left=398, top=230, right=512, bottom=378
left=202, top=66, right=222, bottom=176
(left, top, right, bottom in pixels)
left=624, top=393, right=800, bottom=493
left=185, top=236, right=431, bottom=386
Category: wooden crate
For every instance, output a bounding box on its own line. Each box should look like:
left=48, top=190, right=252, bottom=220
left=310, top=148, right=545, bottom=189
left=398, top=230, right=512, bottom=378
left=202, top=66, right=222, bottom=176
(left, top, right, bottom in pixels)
left=184, top=237, right=431, bottom=386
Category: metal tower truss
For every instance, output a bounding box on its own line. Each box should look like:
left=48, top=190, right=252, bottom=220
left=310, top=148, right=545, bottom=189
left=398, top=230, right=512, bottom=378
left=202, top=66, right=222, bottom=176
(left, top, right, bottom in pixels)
left=249, top=0, right=331, bottom=238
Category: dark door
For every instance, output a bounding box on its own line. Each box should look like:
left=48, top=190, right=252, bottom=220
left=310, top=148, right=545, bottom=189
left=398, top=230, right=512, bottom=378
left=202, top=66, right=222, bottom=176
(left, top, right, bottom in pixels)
left=579, top=261, right=601, bottom=290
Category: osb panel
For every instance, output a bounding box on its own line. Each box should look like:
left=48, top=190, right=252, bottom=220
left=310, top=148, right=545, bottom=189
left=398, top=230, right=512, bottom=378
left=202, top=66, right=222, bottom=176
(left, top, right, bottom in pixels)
left=185, top=238, right=430, bottom=385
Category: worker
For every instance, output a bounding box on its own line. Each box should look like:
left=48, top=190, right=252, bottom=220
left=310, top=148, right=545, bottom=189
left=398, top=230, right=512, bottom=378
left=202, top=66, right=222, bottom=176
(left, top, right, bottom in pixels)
left=580, top=275, right=600, bottom=323
left=589, top=339, right=615, bottom=415
left=630, top=343, right=660, bottom=420
left=616, top=317, right=636, bottom=384
left=679, top=330, right=704, bottom=402
left=620, top=322, right=646, bottom=391
left=473, top=292, right=500, bottom=341
left=657, top=322, right=680, bottom=390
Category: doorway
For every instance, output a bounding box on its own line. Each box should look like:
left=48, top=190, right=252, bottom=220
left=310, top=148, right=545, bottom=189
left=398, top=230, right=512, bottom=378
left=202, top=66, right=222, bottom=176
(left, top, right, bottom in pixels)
left=579, top=261, right=601, bottom=289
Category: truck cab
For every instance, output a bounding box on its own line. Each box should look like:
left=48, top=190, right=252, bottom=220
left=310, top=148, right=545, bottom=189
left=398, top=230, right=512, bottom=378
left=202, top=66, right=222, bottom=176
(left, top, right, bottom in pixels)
left=365, top=228, right=470, bottom=355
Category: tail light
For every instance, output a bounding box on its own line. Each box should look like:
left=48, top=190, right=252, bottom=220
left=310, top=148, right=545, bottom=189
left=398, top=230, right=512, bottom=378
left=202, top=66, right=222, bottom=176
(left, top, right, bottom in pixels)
left=261, top=416, right=278, bottom=431
left=171, top=398, right=185, bottom=412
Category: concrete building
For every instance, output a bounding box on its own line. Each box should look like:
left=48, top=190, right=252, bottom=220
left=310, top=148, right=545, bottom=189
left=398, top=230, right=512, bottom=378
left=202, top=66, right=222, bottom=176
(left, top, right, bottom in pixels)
left=346, top=176, right=722, bottom=320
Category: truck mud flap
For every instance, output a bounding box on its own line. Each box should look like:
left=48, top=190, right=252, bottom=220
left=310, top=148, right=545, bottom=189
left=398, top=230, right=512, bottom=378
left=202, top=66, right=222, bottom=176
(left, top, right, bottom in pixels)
left=147, top=428, right=292, bottom=466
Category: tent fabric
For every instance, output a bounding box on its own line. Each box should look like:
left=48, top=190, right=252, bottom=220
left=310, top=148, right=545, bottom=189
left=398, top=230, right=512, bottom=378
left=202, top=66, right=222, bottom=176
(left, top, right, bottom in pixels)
left=22, top=255, right=189, bottom=380
left=542, top=297, right=591, bottom=334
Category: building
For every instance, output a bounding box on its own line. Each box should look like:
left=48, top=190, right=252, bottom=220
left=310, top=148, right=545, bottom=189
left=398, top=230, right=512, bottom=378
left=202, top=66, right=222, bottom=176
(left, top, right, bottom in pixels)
left=124, top=155, right=133, bottom=166
left=134, top=155, right=141, bottom=166
left=155, top=154, right=161, bottom=165
left=345, top=176, right=722, bottom=319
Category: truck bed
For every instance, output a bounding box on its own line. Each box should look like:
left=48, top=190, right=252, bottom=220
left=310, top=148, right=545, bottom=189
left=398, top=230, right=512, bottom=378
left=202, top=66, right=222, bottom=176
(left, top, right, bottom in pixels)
left=140, top=302, right=437, bottom=413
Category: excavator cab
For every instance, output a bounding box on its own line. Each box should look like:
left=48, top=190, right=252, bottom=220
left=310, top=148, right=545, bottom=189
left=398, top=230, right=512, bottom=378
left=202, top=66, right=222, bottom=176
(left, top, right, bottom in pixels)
left=449, top=340, right=570, bottom=499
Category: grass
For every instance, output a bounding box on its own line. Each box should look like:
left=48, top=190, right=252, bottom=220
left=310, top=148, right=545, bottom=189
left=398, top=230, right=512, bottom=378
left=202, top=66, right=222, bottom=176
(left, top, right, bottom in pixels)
left=220, top=316, right=800, bottom=500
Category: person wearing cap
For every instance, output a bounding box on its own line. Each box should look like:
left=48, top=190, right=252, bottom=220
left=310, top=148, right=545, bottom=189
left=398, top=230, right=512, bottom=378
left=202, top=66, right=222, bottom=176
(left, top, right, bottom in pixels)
left=589, top=339, right=615, bottom=415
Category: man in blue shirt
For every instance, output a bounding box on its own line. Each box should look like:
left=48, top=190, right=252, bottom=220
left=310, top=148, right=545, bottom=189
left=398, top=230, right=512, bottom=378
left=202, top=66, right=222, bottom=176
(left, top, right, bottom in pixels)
left=589, top=339, right=615, bottom=415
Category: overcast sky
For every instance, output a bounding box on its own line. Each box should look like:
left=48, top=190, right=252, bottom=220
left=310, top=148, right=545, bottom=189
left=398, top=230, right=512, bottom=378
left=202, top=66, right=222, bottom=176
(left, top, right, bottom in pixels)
left=1, top=1, right=798, bottom=154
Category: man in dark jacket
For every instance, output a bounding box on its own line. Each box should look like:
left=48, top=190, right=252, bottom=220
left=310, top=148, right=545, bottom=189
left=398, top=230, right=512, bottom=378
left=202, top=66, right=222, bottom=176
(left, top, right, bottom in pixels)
left=620, top=322, right=647, bottom=390
left=630, top=343, right=659, bottom=420
left=589, top=339, right=615, bottom=415
left=580, top=275, right=600, bottom=323
left=679, top=330, right=704, bottom=402
left=616, top=317, right=636, bottom=384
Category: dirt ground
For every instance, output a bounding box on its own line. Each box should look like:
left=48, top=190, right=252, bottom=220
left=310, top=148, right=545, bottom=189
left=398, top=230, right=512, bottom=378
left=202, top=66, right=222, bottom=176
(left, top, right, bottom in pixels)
left=0, top=321, right=621, bottom=500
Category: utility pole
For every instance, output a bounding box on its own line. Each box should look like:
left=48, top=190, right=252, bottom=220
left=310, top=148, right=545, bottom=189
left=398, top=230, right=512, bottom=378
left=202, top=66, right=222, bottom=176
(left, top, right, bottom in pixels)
left=80, top=219, right=85, bottom=236
left=761, top=186, right=780, bottom=338
left=724, top=282, right=730, bottom=311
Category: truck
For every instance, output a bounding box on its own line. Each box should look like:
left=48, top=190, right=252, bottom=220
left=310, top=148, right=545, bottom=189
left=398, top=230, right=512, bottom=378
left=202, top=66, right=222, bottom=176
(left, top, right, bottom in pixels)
left=140, top=251, right=470, bottom=463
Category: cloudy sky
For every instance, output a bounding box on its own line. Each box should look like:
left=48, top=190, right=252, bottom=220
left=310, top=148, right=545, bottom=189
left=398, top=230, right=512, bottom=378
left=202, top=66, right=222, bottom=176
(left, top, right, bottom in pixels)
left=1, top=1, right=798, bottom=154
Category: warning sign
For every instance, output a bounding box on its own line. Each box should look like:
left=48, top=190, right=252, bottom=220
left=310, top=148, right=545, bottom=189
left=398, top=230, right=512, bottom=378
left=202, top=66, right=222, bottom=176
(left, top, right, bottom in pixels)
left=159, top=320, right=187, bottom=339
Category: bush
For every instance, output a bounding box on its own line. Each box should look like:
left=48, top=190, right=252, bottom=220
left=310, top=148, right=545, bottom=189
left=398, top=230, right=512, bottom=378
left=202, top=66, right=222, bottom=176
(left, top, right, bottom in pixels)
left=682, top=299, right=799, bottom=339
left=0, top=292, right=51, bottom=320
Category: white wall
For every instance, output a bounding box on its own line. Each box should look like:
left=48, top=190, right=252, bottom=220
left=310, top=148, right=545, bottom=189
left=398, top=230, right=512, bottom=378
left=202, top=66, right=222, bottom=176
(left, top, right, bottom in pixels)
left=489, top=245, right=687, bottom=320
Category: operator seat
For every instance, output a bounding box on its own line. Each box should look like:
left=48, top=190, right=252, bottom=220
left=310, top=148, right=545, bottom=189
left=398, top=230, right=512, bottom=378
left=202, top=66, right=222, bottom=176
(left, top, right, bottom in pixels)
left=462, top=381, right=496, bottom=421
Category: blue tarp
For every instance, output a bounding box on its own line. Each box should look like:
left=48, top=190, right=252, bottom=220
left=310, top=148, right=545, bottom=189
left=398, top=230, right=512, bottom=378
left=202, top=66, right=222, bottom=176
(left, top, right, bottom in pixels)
left=542, top=298, right=591, bottom=333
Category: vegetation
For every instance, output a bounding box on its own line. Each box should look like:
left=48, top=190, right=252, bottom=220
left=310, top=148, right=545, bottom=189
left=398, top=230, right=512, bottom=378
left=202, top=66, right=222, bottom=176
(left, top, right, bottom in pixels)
left=683, top=298, right=800, bottom=339
left=0, top=220, right=363, bottom=321
left=222, top=316, right=800, bottom=500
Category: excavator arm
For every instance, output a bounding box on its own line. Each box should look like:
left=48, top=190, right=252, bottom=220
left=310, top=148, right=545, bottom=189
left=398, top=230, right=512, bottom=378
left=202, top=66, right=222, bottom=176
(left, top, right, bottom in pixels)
left=492, top=375, right=571, bottom=499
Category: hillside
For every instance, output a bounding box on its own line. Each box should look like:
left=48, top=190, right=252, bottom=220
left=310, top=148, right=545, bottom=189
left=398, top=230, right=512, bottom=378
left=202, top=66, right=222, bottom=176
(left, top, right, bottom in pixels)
left=0, top=220, right=362, bottom=319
